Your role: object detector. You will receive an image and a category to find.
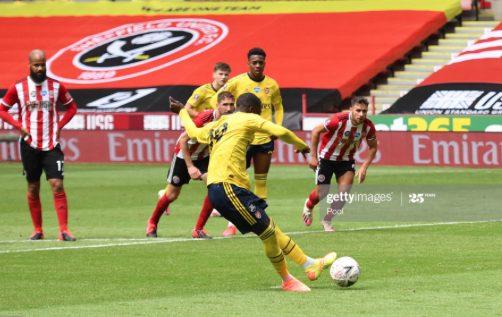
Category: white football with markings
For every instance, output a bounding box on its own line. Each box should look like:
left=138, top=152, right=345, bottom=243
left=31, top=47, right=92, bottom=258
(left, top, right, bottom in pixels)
left=330, top=256, right=360, bottom=287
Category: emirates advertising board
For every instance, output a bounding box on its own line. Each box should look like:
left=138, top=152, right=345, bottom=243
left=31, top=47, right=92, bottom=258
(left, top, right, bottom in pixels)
left=1, top=131, right=501, bottom=168
left=385, top=22, right=502, bottom=115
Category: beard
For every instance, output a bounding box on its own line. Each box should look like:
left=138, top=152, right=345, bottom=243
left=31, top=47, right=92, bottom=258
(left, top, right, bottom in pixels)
left=30, top=69, right=47, bottom=82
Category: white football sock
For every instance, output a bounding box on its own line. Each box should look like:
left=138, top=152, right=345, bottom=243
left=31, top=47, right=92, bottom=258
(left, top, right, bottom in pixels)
left=281, top=273, right=293, bottom=282
left=301, top=257, right=315, bottom=269
left=228, top=221, right=235, bottom=228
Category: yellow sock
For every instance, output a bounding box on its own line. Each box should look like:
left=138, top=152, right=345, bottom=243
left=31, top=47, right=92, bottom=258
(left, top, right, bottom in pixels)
left=274, top=221, right=308, bottom=266
left=163, top=184, right=169, bottom=195
left=254, top=174, right=268, bottom=201
left=259, top=221, right=289, bottom=278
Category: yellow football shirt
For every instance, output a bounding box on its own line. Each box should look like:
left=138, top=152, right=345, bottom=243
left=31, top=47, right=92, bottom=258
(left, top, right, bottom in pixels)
left=187, top=83, right=218, bottom=113
left=179, top=109, right=306, bottom=190
left=210, top=73, right=284, bottom=145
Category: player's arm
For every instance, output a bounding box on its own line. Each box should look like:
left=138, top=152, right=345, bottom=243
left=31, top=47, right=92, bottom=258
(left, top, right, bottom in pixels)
left=184, top=102, right=199, bottom=118
left=308, top=122, right=327, bottom=171
left=57, top=84, right=77, bottom=139
left=355, top=128, right=378, bottom=184
left=0, top=85, right=27, bottom=137
left=170, top=97, right=212, bottom=143
left=179, top=132, right=202, bottom=180
left=260, top=121, right=310, bottom=156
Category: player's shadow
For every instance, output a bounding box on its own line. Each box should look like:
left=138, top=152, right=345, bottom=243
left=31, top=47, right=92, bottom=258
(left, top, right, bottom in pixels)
left=310, top=285, right=369, bottom=290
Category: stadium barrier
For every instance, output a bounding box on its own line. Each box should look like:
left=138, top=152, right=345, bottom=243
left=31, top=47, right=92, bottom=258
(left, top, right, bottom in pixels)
left=1, top=130, right=501, bottom=168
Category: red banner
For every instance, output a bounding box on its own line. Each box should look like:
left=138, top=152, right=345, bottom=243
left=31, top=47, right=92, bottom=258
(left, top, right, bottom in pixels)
left=1, top=131, right=501, bottom=168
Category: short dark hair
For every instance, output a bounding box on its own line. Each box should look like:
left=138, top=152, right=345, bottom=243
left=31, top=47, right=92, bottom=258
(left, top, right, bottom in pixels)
left=213, top=62, right=231, bottom=73
left=217, top=91, right=235, bottom=104
left=247, top=47, right=266, bottom=60
left=351, top=97, right=369, bottom=107
left=236, top=93, right=261, bottom=111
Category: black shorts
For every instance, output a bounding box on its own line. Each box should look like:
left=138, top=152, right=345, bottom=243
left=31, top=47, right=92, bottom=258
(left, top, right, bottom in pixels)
left=20, top=139, right=65, bottom=183
left=208, top=182, right=268, bottom=234
left=246, top=140, right=275, bottom=169
left=166, top=154, right=209, bottom=187
left=316, top=159, right=356, bottom=185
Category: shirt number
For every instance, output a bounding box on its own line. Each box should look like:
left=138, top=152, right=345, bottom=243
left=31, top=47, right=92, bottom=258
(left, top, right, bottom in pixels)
left=209, top=123, right=228, bottom=145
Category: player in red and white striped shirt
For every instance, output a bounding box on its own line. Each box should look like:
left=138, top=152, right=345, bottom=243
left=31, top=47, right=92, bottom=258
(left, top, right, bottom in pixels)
left=302, top=97, right=378, bottom=231
left=0, top=50, right=77, bottom=241
left=146, top=92, right=235, bottom=239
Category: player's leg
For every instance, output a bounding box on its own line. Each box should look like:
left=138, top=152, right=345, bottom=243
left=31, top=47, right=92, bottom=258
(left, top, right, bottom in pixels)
left=303, top=158, right=333, bottom=227
left=321, top=161, right=355, bottom=231
left=147, top=155, right=188, bottom=237
left=43, top=145, right=75, bottom=241
left=207, top=183, right=309, bottom=292
left=159, top=184, right=171, bottom=215
left=272, top=220, right=337, bottom=281
left=192, top=157, right=213, bottom=239
left=20, top=140, right=45, bottom=240
left=252, top=141, right=274, bottom=201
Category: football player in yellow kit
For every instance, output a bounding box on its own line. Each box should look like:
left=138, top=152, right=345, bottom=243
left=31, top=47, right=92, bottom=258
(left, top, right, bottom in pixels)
left=159, top=62, right=231, bottom=217
left=210, top=48, right=283, bottom=236
left=170, top=93, right=337, bottom=292
left=186, top=62, right=232, bottom=118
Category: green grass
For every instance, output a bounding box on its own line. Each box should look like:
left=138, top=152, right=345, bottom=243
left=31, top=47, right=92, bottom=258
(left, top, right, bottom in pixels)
left=0, top=163, right=501, bottom=316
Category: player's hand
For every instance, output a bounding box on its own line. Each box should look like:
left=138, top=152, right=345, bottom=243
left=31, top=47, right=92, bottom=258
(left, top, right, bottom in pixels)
left=295, top=146, right=310, bottom=160
left=355, top=166, right=367, bottom=184
left=20, top=127, right=30, bottom=139
left=269, top=135, right=278, bottom=141
left=169, top=96, right=184, bottom=114
left=188, top=166, right=202, bottom=180
left=308, top=156, right=319, bottom=172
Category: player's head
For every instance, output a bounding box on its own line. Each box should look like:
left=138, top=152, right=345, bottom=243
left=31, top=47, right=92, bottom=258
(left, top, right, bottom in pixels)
left=213, top=62, right=231, bottom=87
left=350, top=97, right=369, bottom=125
left=216, top=91, right=235, bottom=117
left=236, top=93, right=262, bottom=115
left=247, top=47, right=266, bottom=79
left=28, top=49, right=47, bottom=83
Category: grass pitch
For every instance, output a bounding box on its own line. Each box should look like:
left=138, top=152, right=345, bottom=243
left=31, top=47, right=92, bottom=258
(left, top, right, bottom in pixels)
left=0, top=163, right=501, bottom=316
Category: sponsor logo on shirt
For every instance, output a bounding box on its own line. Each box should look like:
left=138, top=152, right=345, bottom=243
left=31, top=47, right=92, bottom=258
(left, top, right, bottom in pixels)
left=40, top=90, right=47, bottom=97
left=354, top=132, right=360, bottom=138
left=47, top=19, right=229, bottom=84
left=264, top=87, right=270, bottom=94
left=193, top=94, right=199, bottom=101
left=253, top=87, right=261, bottom=93
left=344, top=131, right=350, bottom=137
left=30, top=91, right=36, bottom=98
left=49, top=91, right=54, bottom=97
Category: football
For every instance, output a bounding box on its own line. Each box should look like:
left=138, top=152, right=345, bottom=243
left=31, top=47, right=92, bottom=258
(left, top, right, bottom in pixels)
left=330, top=256, right=360, bottom=287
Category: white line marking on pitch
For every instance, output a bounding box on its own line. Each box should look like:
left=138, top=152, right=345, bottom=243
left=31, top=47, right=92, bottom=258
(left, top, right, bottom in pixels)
left=0, top=220, right=500, bottom=254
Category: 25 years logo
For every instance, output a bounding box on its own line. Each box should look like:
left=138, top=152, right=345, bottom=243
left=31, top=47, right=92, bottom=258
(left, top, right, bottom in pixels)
left=47, top=19, right=228, bottom=84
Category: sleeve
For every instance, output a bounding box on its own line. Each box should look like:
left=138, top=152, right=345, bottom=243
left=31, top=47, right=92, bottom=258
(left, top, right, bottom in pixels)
left=186, top=86, right=205, bottom=108
left=0, top=104, right=22, bottom=129
left=366, top=123, right=377, bottom=141
left=57, top=83, right=74, bottom=106
left=1, top=83, right=20, bottom=108
left=260, top=121, right=308, bottom=151
left=272, top=86, right=284, bottom=126
left=209, top=79, right=236, bottom=108
left=324, top=116, right=339, bottom=132
left=179, top=109, right=212, bottom=144
left=59, top=100, right=77, bottom=129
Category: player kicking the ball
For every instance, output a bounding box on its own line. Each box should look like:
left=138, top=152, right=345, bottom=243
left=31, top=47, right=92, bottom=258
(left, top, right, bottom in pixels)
left=302, top=97, right=378, bottom=231
left=171, top=93, right=337, bottom=292
left=146, top=92, right=235, bottom=239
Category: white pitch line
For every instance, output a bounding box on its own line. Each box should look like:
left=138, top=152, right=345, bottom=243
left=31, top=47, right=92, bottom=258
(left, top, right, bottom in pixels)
left=0, top=220, right=500, bottom=254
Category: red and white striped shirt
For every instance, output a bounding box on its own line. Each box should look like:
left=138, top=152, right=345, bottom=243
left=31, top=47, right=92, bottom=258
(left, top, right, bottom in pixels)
left=174, top=110, right=216, bottom=160
left=1, top=76, right=73, bottom=151
left=319, top=112, right=376, bottom=161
